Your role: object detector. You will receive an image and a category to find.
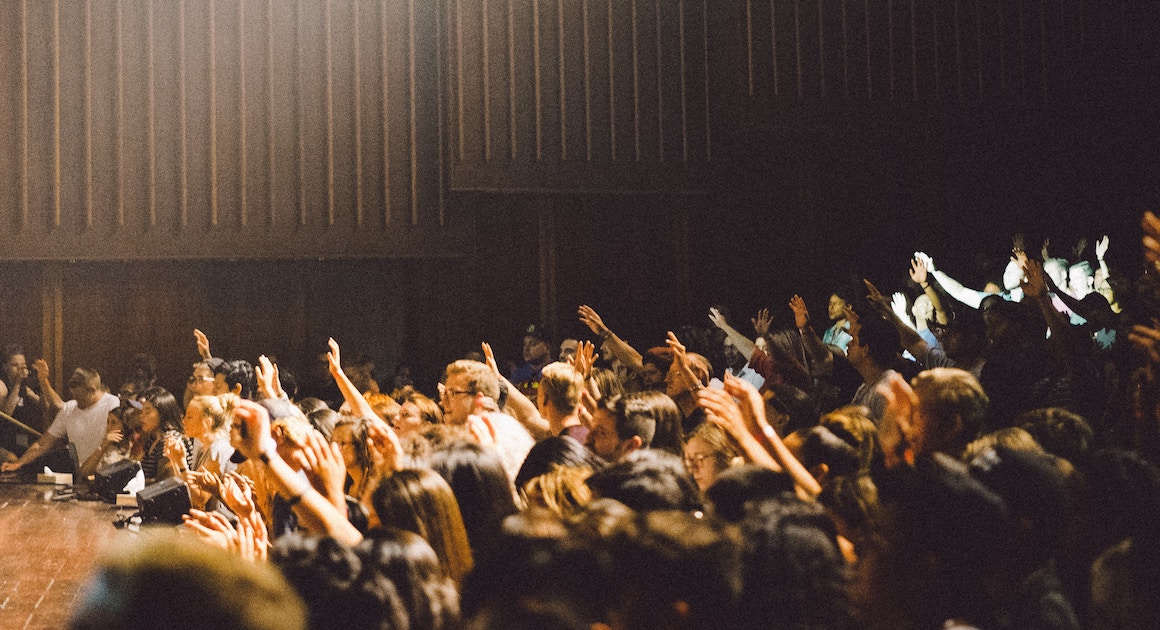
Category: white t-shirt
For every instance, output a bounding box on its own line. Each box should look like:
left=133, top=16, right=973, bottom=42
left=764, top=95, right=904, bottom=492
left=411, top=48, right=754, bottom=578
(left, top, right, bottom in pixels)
left=47, top=393, right=120, bottom=464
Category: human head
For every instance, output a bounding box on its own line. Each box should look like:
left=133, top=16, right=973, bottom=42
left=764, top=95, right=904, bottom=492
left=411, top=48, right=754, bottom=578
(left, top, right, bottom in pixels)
left=332, top=417, right=373, bottom=474
left=1016, top=407, right=1094, bottom=465
left=702, top=465, right=796, bottom=523
left=68, top=368, right=105, bottom=407
left=186, top=361, right=218, bottom=400
left=585, top=449, right=702, bottom=512
left=828, top=292, right=850, bottom=322
left=664, top=353, right=712, bottom=399
left=682, top=421, right=737, bottom=492
left=1043, top=257, right=1070, bottom=289
left=1002, top=258, right=1026, bottom=291
left=627, top=390, right=684, bottom=456
left=537, top=362, right=585, bottom=416
left=522, top=325, right=552, bottom=365
left=184, top=393, right=236, bottom=441
left=71, top=531, right=305, bottom=630
left=909, top=368, right=989, bottom=459
left=214, top=359, right=256, bottom=400
left=1068, top=261, right=1095, bottom=299
left=1, top=345, right=28, bottom=384
left=558, top=338, right=579, bottom=362
left=371, top=468, right=475, bottom=584
left=427, top=440, right=520, bottom=558
left=399, top=391, right=443, bottom=435
left=440, top=360, right=500, bottom=424
left=640, top=348, right=672, bottom=388
left=137, top=386, right=184, bottom=435
left=586, top=394, right=658, bottom=462
left=515, top=436, right=605, bottom=490
left=911, top=294, right=935, bottom=323
left=846, top=315, right=899, bottom=370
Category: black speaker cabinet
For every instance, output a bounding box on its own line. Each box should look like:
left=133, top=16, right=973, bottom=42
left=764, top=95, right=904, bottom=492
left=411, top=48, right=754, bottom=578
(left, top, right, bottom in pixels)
left=136, top=477, right=191, bottom=524
left=92, top=459, right=142, bottom=502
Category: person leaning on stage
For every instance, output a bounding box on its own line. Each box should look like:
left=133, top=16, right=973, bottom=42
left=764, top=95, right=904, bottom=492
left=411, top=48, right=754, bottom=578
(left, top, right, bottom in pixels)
left=1, top=367, right=119, bottom=473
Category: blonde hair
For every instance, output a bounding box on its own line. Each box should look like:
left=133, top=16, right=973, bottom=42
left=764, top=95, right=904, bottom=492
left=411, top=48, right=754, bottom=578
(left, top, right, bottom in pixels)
left=538, top=362, right=585, bottom=412
left=190, top=393, right=238, bottom=434
left=520, top=465, right=593, bottom=518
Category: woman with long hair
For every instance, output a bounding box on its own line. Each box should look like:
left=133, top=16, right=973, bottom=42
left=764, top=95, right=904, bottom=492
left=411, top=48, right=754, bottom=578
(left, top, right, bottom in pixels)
left=138, top=386, right=193, bottom=482
left=370, top=468, right=474, bottom=585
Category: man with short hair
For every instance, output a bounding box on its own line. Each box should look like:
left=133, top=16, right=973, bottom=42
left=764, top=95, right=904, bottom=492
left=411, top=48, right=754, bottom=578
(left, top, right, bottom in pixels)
left=537, top=362, right=588, bottom=443
left=586, top=396, right=656, bottom=462
left=847, top=314, right=901, bottom=423
left=440, top=359, right=534, bottom=481
left=2, top=368, right=119, bottom=471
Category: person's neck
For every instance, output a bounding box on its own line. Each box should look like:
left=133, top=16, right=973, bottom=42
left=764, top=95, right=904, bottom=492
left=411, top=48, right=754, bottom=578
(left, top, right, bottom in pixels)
left=855, top=361, right=885, bottom=386
left=549, top=409, right=581, bottom=435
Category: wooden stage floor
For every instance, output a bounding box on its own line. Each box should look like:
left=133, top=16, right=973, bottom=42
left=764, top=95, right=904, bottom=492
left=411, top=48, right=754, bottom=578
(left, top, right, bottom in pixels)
left=0, top=483, right=136, bottom=629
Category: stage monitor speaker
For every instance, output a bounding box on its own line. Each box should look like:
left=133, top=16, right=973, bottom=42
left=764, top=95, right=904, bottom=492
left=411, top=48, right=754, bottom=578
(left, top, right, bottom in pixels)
left=136, top=477, right=190, bottom=524
left=92, top=459, right=141, bottom=502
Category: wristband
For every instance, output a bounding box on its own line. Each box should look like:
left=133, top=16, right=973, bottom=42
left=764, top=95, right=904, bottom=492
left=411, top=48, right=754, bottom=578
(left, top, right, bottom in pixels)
left=920, top=283, right=930, bottom=289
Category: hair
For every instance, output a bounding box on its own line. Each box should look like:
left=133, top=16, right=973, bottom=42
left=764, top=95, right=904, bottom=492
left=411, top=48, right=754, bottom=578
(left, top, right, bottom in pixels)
left=521, top=466, right=595, bottom=518
left=333, top=417, right=373, bottom=473
left=962, top=426, right=1043, bottom=462
left=296, top=397, right=330, bottom=416
left=685, top=353, right=714, bottom=386
left=626, top=390, right=684, bottom=455
left=818, top=406, right=879, bottom=473
left=371, top=468, right=475, bottom=584
left=515, top=436, right=605, bottom=490
left=358, top=531, right=461, bottom=630
left=0, top=344, right=25, bottom=368
left=588, top=366, right=625, bottom=401
left=139, top=386, right=184, bottom=434
left=365, top=392, right=401, bottom=425
left=426, top=440, right=519, bottom=559
left=72, top=530, right=305, bottom=630
left=539, top=362, right=585, bottom=413
left=1016, top=407, right=1094, bottom=465
left=796, top=425, right=862, bottom=480
left=585, top=450, right=702, bottom=512
left=444, top=360, right=500, bottom=401
left=737, top=497, right=854, bottom=630
left=910, top=368, right=989, bottom=458
left=400, top=390, right=444, bottom=425
left=190, top=393, right=237, bottom=435
left=123, top=353, right=158, bottom=389
left=684, top=421, right=738, bottom=470
left=215, top=359, right=256, bottom=400
left=703, top=465, right=797, bottom=523
left=604, top=394, right=657, bottom=448
left=68, top=367, right=103, bottom=392
left=856, top=314, right=901, bottom=367
left=306, top=408, right=339, bottom=440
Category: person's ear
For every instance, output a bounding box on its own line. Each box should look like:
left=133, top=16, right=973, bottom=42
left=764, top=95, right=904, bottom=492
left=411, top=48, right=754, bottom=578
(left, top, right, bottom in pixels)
left=624, top=435, right=643, bottom=454
left=231, top=383, right=242, bottom=396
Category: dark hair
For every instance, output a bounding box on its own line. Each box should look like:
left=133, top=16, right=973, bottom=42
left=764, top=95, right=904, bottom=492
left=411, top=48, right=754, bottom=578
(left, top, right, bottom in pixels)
left=738, top=497, right=854, bottom=630
left=704, top=465, right=796, bottom=523
left=427, top=440, right=519, bottom=558
left=0, top=344, right=25, bottom=368
left=307, top=408, right=339, bottom=440
left=588, top=367, right=624, bottom=401
left=625, top=391, right=683, bottom=455
left=1016, top=407, right=1093, bottom=465
left=515, top=436, right=605, bottom=490
left=370, top=468, right=474, bottom=584
left=856, top=314, right=900, bottom=367
left=333, top=417, right=373, bottom=473
left=799, top=425, right=862, bottom=480
left=215, top=359, right=256, bottom=400
left=358, top=530, right=461, bottom=630
left=585, top=450, right=702, bottom=513
left=139, top=386, right=184, bottom=434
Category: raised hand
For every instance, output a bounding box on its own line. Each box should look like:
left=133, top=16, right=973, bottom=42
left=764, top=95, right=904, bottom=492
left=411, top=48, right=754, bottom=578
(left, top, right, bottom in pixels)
left=465, top=414, right=497, bottom=448
left=366, top=418, right=404, bottom=477
left=219, top=471, right=258, bottom=521
left=1144, top=212, right=1160, bottom=272
left=722, top=372, right=767, bottom=434
left=326, top=338, right=343, bottom=376
left=752, top=308, right=773, bottom=335
left=163, top=434, right=189, bottom=472
left=788, top=296, right=809, bottom=330
left=567, top=340, right=598, bottom=378
left=183, top=508, right=236, bottom=550
left=578, top=305, right=610, bottom=337
left=194, top=329, right=212, bottom=360
left=913, top=251, right=936, bottom=273
left=480, top=342, right=501, bottom=376
left=1020, top=257, right=1048, bottom=299
left=863, top=279, right=890, bottom=314
left=708, top=307, right=729, bottom=330
left=698, top=386, right=751, bottom=439
left=255, top=355, right=280, bottom=400
left=1095, top=235, right=1110, bottom=261
left=33, top=359, right=49, bottom=381
left=231, top=399, right=276, bottom=461
left=909, top=257, right=929, bottom=286
left=891, top=292, right=910, bottom=324
left=876, top=372, right=917, bottom=468
left=294, top=430, right=347, bottom=510
left=1040, top=238, right=1052, bottom=262
left=234, top=511, right=270, bottom=562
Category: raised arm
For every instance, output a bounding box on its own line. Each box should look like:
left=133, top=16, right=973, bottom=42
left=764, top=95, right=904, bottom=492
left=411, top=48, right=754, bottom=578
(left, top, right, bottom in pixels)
left=1020, top=257, right=1079, bottom=375
left=708, top=307, right=757, bottom=360
left=578, top=305, right=644, bottom=373
left=916, top=251, right=986, bottom=309
left=481, top=342, right=551, bottom=438
left=232, top=399, right=362, bottom=546
left=864, top=279, right=929, bottom=359
left=789, top=295, right=835, bottom=375
left=909, top=257, right=949, bottom=325
left=34, top=359, right=64, bottom=416
left=326, top=338, right=379, bottom=422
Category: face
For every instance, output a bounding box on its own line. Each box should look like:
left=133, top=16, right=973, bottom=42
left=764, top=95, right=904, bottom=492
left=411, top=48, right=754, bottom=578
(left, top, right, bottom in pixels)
left=641, top=362, right=664, bottom=386
left=439, top=372, right=476, bottom=424
left=182, top=402, right=209, bottom=439
left=1068, top=266, right=1094, bottom=299
left=331, top=425, right=357, bottom=468
left=586, top=408, right=623, bottom=461
left=394, top=402, right=421, bottom=435
left=523, top=336, right=551, bottom=363
left=684, top=436, right=728, bottom=491
left=187, top=365, right=216, bottom=397
left=139, top=400, right=160, bottom=434
left=2, top=354, right=28, bottom=383
left=664, top=361, right=688, bottom=398
left=828, top=295, right=848, bottom=322
left=559, top=339, right=579, bottom=362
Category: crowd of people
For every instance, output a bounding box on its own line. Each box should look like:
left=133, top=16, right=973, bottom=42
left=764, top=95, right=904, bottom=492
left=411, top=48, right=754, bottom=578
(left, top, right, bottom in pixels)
left=4, top=214, right=1160, bottom=629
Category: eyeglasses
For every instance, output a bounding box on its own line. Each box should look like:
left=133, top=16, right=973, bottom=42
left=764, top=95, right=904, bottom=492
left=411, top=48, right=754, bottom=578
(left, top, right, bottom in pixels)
left=438, top=384, right=474, bottom=399
left=188, top=375, right=215, bottom=384
left=683, top=453, right=717, bottom=470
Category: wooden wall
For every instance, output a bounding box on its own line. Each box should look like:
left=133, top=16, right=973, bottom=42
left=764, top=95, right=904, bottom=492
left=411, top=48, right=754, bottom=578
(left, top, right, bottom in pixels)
left=0, top=0, right=1156, bottom=397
